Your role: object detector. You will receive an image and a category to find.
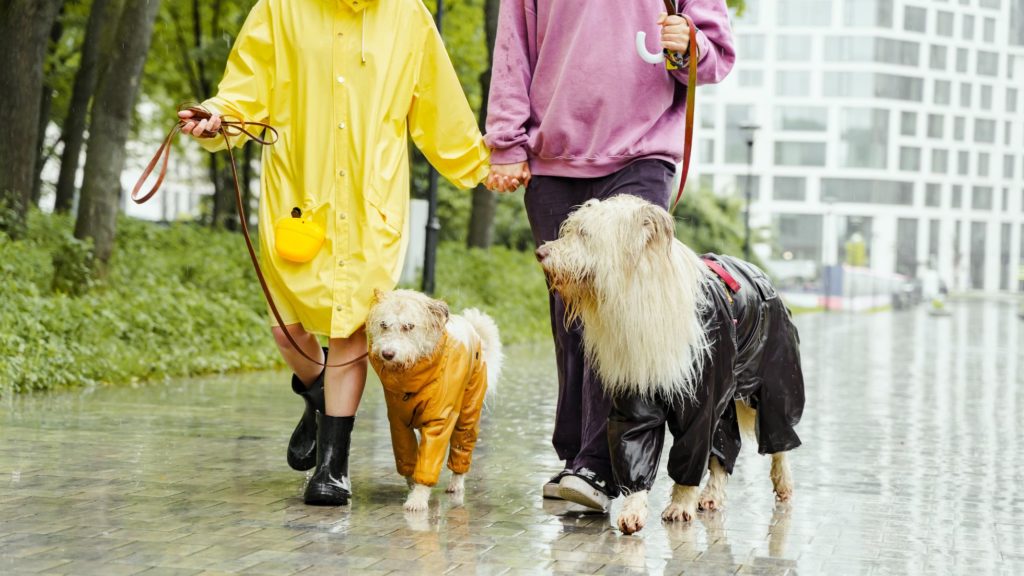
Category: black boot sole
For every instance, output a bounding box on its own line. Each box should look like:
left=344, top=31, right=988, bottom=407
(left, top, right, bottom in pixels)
left=287, top=453, right=316, bottom=472
left=304, top=486, right=349, bottom=506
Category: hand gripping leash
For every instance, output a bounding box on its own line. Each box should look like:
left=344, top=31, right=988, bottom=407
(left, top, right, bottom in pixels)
left=131, top=105, right=368, bottom=369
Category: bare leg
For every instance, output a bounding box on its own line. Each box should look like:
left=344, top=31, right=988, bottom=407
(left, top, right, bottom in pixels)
left=272, top=323, right=324, bottom=386
left=324, top=327, right=368, bottom=417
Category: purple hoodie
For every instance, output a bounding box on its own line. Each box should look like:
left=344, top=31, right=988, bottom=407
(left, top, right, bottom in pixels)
left=485, top=0, right=736, bottom=178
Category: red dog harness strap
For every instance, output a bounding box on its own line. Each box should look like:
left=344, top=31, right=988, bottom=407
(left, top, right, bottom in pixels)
left=702, top=258, right=741, bottom=294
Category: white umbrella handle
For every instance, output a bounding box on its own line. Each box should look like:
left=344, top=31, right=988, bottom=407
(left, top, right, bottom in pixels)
left=635, top=31, right=665, bottom=64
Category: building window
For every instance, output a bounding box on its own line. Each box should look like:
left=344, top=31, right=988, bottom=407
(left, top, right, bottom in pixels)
left=980, top=0, right=1001, bottom=8
left=840, top=108, right=889, bottom=169
left=972, top=186, right=994, bottom=210
left=774, top=176, right=807, bottom=201
left=823, top=72, right=923, bottom=101
left=927, top=114, right=944, bottom=138
left=925, top=183, right=942, bottom=207
left=974, top=119, right=996, bottom=143
left=977, top=51, right=1000, bottom=76
left=737, top=35, right=766, bottom=61
left=963, top=14, right=976, bottom=40
left=777, top=35, right=812, bottom=61
left=983, top=17, right=997, bottom=42
left=970, top=222, right=987, bottom=289
left=725, top=105, right=755, bottom=164
left=928, top=219, right=940, bottom=265
left=738, top=70, right=764, bottom=87
left=958, top=151, right=970, bottom=175
left=904, top=5, right=927, bottom=32
left=978, top=152, right=991, bottom=177
left=776, top=106, right=828, bottom=131
left=937, top=11, right=955, bottom=36
left=821, top=178, right=914, bottom=205
left=824, top=37, right=919, bottom=66
left=901, top=111, right=917, bottom=136
left=960, top=83, right=972, bottom=107
left=776, top=70, right=811, bottom=97
left=896, top=218, right=919, bottom=277
left=934, top=80, right=951, bottom=105
left=775, top=142, right=827, bottom=166
left=1002, top=188, right=1009, bottom=211
left=956, top=48, right=969, bottom=72
left=932, top=149, right=949, bottom=174
left=1008, top=88, right=1019, bottom=113
left=1006, top=154, right=1016, bottom=179
left=952, top=185, right=963, bottom=208
left=773, top=214, right=823, bottom=261
left=929, top=45, right=947, bottom=70
left=778, top=0, right=833, bottom=26
left=954, top=116, right=966, bottom=140
left=900, top=147, right=922, bottom=171
left=980, top=85, right=993, bottom=110
left=843, top=0, right=894, bottom=28
left=1013, top=0, right=1024, bottom=47
left=700, top=138, right=715, bottom=163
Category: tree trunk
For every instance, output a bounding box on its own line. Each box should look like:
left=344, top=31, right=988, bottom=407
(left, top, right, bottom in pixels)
left=32, top=8, right=66, bottom=208
left=54, top=0, right=116, bottom=214
left=0, top=0, right=64, bottom=236
left=466, top=0, right=501, bottom=249
left=74, top=0, right=162, bottom=268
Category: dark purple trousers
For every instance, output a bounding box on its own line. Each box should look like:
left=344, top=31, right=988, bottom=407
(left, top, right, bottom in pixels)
left=524, top=159, right=674, bottom=494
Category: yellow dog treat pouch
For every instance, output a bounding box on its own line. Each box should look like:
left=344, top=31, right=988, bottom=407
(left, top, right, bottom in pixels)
left=275, top=207, right=326, bottom=263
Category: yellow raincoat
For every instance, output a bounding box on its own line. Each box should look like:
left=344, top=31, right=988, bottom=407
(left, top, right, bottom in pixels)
left=370, top=332, right=488, bottom=486
left=201, top=0, right=489, bottom=337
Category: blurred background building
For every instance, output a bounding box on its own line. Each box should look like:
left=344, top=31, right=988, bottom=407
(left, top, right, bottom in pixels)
left=697, top=0, right=1024, bottom=302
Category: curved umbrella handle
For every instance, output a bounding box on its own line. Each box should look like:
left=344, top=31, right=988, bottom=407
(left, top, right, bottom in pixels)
left=635, top=31, right=665, bottom=64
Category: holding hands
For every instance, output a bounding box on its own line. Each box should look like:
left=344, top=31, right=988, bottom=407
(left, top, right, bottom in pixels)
left=486, top=161, right=531, bottom=193
left=657, top=13, right=696, bottom=57
left=178, top=109, right=222, bottom=139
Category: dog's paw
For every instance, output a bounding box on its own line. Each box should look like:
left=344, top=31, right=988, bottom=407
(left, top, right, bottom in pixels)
left=617, top=491, right=649, bottom=535
left=403, top=484, right=431, bottom=512
left=661, top=501, right=696, bottom=522
left=445, top=473, right=465, bottom=494
left=698, top=492, right=720, bottom=512
left=770, top=454, right=793, bottom=502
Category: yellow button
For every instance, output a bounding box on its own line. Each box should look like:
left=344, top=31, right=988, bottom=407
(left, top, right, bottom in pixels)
left=337, top=76, right=345, bottom=84
left=339, top=213, right=347, bottom=220
left=337, top=259, right=344, bottom=267
left=336, top=305, right=343, bottom=312
left=338, top=122, right=346, bottom=130
left=338, top=170, right=345, bottom=177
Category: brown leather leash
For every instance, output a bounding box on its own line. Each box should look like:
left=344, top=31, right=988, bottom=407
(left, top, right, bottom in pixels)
left=131, top=105, right=368, bottom=369
left=661, top=0, right=698, bottom=213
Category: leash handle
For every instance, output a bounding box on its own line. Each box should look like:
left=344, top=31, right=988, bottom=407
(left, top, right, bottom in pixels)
left=131, top=105, right=367, bottom=370
left=670, top=13, right=698, bottom=213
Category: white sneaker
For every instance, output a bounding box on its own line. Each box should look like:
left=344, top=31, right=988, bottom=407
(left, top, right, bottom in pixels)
left=557, top=468, right=611, bottom=512
left=543, top=469, right=571, bottom=499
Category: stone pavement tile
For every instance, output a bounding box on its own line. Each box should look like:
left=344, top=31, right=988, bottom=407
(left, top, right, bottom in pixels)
left=734, top=565, right=791, bottom=576
left=662, top=561, right=741, bottom=576
left=238, top=560, right=312, bottom=576
left=0, top=557, right=73, bottom=574
left=135, top=568, right=205, bottom=576
left=293, top=567, right=393, bottom=576
left=344, top=543, right=428, bottom=561
left=549, top=559, right=606, bottom=573
left=36, top=560, right=151, bottom=576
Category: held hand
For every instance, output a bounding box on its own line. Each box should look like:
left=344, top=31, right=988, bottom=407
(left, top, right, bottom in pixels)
left=177, top=109, right=222, bottom=139
left=486, top=162, right=531, bottom=193
left=657, top=13, right=693, bottom=56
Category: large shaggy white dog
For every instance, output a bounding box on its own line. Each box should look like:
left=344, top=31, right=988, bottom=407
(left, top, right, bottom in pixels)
left=537, top=195, right=805, bottom=535
left=367, top=289, right=503, bottom=512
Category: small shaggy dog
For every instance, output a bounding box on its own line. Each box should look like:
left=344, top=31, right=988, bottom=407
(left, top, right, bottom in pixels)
left=537, top=195, right=804, bottom=534
left=367, top=289, right=503, bottom=512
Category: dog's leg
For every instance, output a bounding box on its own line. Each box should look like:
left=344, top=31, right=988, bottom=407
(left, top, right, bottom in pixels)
left=404, top=483, right=432, bottom=512
left=770, top=452, right=793, bottom=502
left=617, top=491, right=649, bottom=535
left=661, top=484, right=699, bottom=523
left=698, top=457, right=728, bottom=511
left=446, top=473, right=465, bottom=494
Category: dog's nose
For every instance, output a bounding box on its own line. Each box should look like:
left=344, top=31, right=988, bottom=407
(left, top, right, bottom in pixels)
left=382, top=349, right=395, bottom=361
left=535, top=244, right=550, bottom=262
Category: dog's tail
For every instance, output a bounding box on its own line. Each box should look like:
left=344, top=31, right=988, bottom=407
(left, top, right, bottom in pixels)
left=462, top=308, right=503, bottom=403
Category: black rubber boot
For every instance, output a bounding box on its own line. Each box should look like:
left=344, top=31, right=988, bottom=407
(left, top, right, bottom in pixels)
left=303, top=413, right=354, bottom=506
left=286, top=348, right=327, bottom=471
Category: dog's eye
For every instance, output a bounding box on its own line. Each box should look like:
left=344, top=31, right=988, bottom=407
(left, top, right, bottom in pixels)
left=379, top=321, right=390, bottom=331
left=401, top=323, right=415, bottom=332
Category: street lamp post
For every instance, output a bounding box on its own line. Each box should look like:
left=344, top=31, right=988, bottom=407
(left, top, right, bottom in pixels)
left=421, top=0, right=444, bottom=295
left=739, top=123, right=761, bottom=262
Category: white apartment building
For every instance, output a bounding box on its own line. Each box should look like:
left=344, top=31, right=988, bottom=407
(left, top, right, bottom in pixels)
left=697, top=0, right=1024, bottom=293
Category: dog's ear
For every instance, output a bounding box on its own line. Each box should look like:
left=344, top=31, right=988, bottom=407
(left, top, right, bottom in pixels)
left=428, top=298, right=450, bottom=327
left=640, top=203, right=675, bottom=245
left=371, top=288, right=384, bottom=304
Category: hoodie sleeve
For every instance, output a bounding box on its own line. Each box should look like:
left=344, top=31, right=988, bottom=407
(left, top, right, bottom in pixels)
left=482, top=0, right=535, bottom=165
left=198, top=0, right=275, bottom=152
left=669, top=0, right=736, bottom=86
left=408, top=7, right=491, bottom=190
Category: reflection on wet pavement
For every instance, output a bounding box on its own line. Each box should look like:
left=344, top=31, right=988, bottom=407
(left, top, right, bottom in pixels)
left=1, top=300, right=1022, bottom=575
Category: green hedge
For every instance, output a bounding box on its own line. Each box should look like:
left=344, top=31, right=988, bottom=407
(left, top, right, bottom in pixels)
left=0, top=212, right=549, bottom=394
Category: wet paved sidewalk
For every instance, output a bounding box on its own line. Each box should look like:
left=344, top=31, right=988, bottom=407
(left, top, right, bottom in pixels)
left=2, top=300, right=1023, bottom=575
